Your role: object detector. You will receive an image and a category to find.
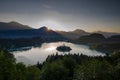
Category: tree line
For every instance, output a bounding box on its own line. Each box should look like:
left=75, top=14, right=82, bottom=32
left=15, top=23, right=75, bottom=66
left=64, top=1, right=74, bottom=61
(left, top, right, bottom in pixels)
left=0, top=49, right=120, bottom=80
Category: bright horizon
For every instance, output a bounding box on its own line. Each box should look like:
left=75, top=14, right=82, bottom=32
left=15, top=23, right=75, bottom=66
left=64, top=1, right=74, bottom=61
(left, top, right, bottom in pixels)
left=0, top=0, right=120, bottom=33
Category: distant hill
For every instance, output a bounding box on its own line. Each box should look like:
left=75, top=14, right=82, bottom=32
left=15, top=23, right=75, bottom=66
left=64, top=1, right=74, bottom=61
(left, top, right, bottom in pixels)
left=77, top=33, right=120, bottom=44
left=56, top=29, right=120, bottom=40
left=93, top=31, right=120, bottom=38
left=70, top=29, right=86, bottom=34
left=107, top=35, right=120, bottom=43
left=0, top=21, right=32, bottom=30
left=76, top=33, right=106, bottom=44
left=89, top=34, right=120, bottom=53
left=56, top=29, right=90, bottom=40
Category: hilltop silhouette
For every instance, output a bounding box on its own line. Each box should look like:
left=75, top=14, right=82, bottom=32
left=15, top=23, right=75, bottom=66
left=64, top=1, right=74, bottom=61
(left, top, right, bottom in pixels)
left=0, top=21, right=32, bottom=30
left=0, top=21, right=119, bottom=39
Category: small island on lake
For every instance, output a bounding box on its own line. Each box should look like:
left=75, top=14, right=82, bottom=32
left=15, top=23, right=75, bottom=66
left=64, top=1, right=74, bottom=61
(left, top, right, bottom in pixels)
left=56, top=44, right=72, bottom=52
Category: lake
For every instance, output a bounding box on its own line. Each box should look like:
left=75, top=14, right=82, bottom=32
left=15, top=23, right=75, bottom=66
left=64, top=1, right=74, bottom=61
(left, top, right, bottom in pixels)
left=12, top=42, right=105, bottom=65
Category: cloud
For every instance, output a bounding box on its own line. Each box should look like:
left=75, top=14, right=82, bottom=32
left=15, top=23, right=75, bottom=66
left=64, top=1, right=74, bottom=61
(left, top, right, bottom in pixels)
left=41, top=4, right=52, bottom=9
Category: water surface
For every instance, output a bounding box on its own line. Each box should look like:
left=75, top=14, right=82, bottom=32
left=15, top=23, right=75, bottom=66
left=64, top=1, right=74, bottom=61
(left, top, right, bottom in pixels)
left=12, top=42, right=105, bottom=65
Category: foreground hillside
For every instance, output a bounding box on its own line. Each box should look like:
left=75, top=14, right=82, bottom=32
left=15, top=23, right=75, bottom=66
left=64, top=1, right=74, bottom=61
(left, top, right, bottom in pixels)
left=0, top=49, right=120, bottom=80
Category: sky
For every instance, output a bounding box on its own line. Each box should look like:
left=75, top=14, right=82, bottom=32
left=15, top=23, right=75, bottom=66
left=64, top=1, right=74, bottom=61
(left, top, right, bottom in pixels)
left=0, top=0, right=120, bottom=32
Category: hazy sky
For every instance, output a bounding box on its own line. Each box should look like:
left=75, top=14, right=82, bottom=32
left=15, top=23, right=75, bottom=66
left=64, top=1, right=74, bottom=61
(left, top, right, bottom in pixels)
left=0, top=0, right=120, bottom=32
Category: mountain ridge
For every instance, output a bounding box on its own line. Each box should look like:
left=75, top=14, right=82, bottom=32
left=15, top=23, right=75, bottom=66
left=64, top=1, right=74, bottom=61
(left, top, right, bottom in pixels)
left=93, top=31, right=120, bottom=38
left=0, top=21, right=33, bottom=30
left=0, top=21, right=120, bottom=39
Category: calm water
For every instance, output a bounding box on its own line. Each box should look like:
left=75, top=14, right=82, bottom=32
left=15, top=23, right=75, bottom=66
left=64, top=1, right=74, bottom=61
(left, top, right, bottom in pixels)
left=12, top=42, right=105, bottom=65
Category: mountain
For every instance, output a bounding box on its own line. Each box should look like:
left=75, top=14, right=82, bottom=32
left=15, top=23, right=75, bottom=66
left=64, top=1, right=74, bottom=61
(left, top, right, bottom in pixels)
left=76, top=33, right=106, bottom=44
left=107, top=35, right=120, bottom=43
left=76, top=32, right=120, bottom=44
left=94, top=31, right=120, bottom=38
left=36, top=26, right=67, bottom=41
left=57, top=29, right=120, bottom=40
left=0, top=21, right=32, bottom=30
left=56, top=29, right=120, bottom=40
left=56, top=29, right=90, bottom=40
left=71, top=29, right=86, bottom=34
left=0, top=21, right=119, bottom=41
left=76, top=33, right=120, bottom=53
left=0, top=26, right=67, bottom=41
left=38, top=26, right=49, bottom=31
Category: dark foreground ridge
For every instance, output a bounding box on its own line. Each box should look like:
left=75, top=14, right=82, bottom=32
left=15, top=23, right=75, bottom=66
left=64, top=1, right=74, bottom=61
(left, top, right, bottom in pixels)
left=0, top=49, right=120, bottom=80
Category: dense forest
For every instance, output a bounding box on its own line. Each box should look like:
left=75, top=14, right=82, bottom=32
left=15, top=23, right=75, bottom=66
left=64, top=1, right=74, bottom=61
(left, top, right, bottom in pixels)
left=0, top=49, right=120, bottom=80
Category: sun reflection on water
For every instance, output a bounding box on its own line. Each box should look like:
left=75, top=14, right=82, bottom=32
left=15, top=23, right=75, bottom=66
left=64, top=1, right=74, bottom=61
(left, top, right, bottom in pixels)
left=45, top=46, right=56, bottom=51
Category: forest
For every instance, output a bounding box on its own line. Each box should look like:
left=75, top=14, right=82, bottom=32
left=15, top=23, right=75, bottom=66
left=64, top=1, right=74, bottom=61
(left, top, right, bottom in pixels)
left=0, top=49, right=120, bottom=80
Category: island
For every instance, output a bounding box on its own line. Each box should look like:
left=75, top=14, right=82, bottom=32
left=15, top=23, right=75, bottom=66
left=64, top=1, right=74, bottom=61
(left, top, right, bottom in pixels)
left=56, top=44, right=72, bottom=52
